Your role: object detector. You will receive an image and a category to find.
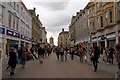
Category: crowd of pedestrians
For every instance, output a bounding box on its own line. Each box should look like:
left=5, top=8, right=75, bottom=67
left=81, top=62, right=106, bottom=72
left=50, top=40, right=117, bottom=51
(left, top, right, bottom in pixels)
left=5, top=42, right=120, bottom=78
left=53, top=44, right=118, bottom=73
left=5, top=45, right=53, bottom=76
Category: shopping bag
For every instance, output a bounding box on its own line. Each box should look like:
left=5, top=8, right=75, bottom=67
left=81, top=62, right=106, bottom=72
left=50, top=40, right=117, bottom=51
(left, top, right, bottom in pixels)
left=83, top=55, right=87, bottom=62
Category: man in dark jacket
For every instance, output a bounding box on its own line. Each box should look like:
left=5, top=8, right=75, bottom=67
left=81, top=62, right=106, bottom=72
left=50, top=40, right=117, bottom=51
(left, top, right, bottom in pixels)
left=38, top=47, right=44, bottom=64
left=108, top=47, right=115, bottom=64
left=92, top=46, right=100, bottom=72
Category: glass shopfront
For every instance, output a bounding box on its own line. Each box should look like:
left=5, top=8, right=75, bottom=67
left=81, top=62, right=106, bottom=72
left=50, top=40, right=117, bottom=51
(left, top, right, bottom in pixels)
left=6, top=39, right=19, bottom=55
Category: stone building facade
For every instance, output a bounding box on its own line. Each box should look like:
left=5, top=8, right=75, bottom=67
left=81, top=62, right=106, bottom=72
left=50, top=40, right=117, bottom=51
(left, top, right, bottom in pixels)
left=69, top=2, right=120, bottom=50
left=49, top=36, right=54, bottom=47
left=90, top=2, right=120, bottom=49
left=0, top=1, right=32, bottom=57
left=29, top=8, right=43, bottom=47
left=58, top=29, right=70, bottom=48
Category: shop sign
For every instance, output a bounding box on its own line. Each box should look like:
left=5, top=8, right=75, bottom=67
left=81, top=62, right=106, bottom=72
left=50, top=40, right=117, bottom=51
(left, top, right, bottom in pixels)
left=13, top=32, right=20, bottom=38
left=0, top=27, right=5, bottom=34
left=21, top=35, right=25, bottom=39
left=7, top=29, right=20, bottom=38
left=7, top=29, right=13, bottom=36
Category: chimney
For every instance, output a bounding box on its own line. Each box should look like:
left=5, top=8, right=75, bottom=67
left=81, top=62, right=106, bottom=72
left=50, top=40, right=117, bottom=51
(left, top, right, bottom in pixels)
left=62, top=28, right=64, bottom=32
left=80, top=10, right=83, bottom=12
left=33, top=7, right=36, bottom=11
left=76, top=12, right=79, bottom=15
left=37, top=14, right=39, bottom=18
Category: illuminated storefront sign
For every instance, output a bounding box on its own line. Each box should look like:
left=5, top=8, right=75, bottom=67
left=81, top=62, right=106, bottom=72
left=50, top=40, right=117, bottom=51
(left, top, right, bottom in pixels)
left=7, top=29, right=20, bottom=38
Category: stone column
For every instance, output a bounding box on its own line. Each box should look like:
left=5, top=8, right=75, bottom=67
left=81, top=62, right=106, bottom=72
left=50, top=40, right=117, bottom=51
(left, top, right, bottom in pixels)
left=116, top=31, right=119, bottom=44
left=18, top=40, right=21, bottom=48
left=3, top=38, right=7, bottom=58
left=97, top=37, right=99, bottom=46
left=105, top=34, right=107, bottom=48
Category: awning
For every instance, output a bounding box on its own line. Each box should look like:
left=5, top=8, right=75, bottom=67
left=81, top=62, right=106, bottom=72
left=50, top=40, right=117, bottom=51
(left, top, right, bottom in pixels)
left=106, top=33, right=115, bottom=40
left=92, top=38, right=97, bottom=42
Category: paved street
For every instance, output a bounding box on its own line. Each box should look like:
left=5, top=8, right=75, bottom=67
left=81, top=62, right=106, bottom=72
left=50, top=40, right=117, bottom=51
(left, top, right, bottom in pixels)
left=2, top=53, right=118, bottom=78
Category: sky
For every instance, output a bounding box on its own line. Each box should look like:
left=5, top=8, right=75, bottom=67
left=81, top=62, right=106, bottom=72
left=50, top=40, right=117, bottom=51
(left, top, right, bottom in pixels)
left=22, top=0, right=89, bottom=46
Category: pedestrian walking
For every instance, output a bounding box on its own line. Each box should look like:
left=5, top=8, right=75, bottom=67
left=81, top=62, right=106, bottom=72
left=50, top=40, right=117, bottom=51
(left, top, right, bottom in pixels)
left=21, top=47, right=27, bottom=68
left=38, top=47, right=44, bottom=64
left=59, top=46, right=64, bottom=61
left=30, top=47, right=37, bottom=59
left=55, top=46, right=60, bottom=60
left=115, top=43, right=120, bottom=79
left=7, top=47, right=17, bottom=76
left=108, top=47, right=115, bottom=64
left=92, top=46, right=100, bottom=72
left=70, top=47, right=75, bottom=60
left=64, top=47, right=68, bottom=60
left=89, top=47, right=94, bottom=62
left=104, top=47, right=109, bottom=63
left=79, top=48, right=84, bottom=62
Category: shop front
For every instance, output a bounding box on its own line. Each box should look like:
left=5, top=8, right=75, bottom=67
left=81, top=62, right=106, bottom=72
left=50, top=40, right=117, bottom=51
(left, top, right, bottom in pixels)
left=106, top=33, right=116, bottom=48
left=92, top=38, right=97, bottom=47
left=6, top=39, right=19, bottom=55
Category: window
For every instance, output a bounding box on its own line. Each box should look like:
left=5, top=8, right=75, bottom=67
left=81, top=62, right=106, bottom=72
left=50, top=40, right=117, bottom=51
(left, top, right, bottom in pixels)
left=119, top=1, right=120, bottom=11
left=105, top=11, right=108, bottom=19
left=17, top=5, right=19, bottom=12
left=100, top=16, right=103, bottom=27
left=13, top=16, right=15, bottom=29
left=21, top=7, right=23, bottom=16
left=100, top=2, right=102, bottom=10
left=26, top=30, right=27, bottom=36
left=66, top=42, right=67, bottom=44
left=105, top=11, right=108, bottom=25
left=96, top=3, right=98, bottom=12
left=97, top=17, right=99, bottom=24
left=93, top=22, right=94, bottom=28
left=14, top=2, right=16, bottom=9
left=8, top=0, right=12, bottom=6
left=109, top=9, right=112, bottom=23
left=16, top=18, right=19, bottom=31
left=8, top=12, right=12, bottom=28
left=0, top=5, right=3, bottom=25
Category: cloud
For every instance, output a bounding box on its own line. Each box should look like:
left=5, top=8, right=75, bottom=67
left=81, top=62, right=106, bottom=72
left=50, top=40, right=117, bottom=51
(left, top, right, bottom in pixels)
left=23, top=0, right=89, bottom=45
left=46, top=15, right=70, bottom=27
left=33, top=2, right=69, bottom=11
